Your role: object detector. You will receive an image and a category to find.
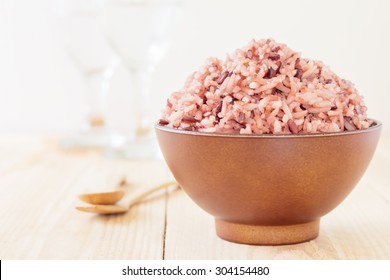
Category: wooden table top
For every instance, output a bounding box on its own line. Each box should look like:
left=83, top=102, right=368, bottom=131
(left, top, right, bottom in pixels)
left=0, top=134, right=389, bottom=259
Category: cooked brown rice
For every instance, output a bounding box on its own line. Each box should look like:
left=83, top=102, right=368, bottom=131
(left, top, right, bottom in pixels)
left=159, top=38, right=372, bottom=134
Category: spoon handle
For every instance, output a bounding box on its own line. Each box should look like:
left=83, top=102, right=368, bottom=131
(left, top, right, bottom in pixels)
left=127, top=181, right=179, bottom=209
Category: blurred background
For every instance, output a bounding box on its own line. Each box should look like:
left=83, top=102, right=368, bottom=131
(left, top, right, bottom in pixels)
left=0, top=0, right=389, bottom=138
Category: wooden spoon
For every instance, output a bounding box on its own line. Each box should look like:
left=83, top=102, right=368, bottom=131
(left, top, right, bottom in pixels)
left=78, top=177, right=129, bottom=205
left=76, top=181, right=179, bottom=214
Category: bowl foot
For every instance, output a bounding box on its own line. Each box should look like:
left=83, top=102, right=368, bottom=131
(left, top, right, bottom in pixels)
left=215, top=219, right=320, bottom=245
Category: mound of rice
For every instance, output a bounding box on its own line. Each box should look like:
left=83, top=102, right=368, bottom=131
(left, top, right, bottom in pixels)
left=159, top=38, right=372, bottom=134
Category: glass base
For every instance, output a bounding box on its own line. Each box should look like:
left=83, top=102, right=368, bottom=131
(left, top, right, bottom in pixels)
left=59, top=127, right=125, bottom=149
left=103, top=136, right=162, bottom=160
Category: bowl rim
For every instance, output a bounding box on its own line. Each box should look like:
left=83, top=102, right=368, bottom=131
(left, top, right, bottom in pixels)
left=155, top=119, right=382, bottom=138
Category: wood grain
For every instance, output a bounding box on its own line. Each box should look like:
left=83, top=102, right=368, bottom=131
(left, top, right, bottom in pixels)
left=0, top=134, right=389, bottom=259
left=0, top=138, right=169, bottom=259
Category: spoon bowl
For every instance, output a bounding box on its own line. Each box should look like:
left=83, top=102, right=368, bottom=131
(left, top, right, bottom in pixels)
left=76, top=181, right=179, bottom=215
left=78, top=190, right=125, bottom=205
left=78, top=176, right=130, bottom=205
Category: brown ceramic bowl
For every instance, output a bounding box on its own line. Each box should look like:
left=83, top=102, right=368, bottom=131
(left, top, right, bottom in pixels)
left=155, top=120, right=382, bottom=245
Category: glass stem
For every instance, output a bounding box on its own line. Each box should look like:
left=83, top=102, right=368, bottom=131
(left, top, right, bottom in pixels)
left=130, top=69, right=153, bottom=138
left=84, top=69, right=110, bottom=129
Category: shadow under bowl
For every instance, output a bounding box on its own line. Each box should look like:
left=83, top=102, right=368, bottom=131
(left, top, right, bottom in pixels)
left=155, top=120, right=382, bottom=245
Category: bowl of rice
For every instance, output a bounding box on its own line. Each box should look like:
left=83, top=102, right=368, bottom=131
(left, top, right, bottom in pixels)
left=155, top=39, right=382, bottom=245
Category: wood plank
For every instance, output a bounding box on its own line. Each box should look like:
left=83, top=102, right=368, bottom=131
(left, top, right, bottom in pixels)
left=37, top=158, right=169, bottom=260
left=0, top=133, right=389, bottom=259
left=0, top=137, right=170, bottom=259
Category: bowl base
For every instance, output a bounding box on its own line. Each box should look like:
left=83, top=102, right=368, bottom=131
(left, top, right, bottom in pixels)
left=215, top=219, right=320, bottom=245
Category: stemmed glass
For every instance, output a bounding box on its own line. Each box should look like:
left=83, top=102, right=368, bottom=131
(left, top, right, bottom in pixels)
left=100, top=0, right=182, bottom=158
left=57, top=0, right=124, bottom=148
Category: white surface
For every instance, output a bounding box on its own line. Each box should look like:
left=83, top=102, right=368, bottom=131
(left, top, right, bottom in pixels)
left=2, top=260, right=390, bottom=280
left=0, top=0, right=389, bottom=133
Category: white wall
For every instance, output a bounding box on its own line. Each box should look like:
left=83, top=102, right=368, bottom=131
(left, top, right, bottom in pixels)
left=1, top=0, right=389, bottom=133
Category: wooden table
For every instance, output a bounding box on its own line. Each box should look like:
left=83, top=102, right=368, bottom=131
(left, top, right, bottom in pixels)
left=0, top=134, right=389, bottom=260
